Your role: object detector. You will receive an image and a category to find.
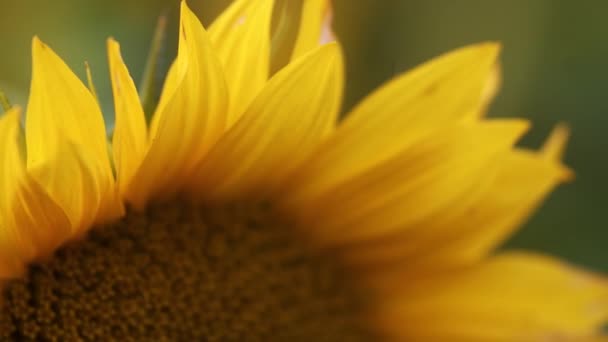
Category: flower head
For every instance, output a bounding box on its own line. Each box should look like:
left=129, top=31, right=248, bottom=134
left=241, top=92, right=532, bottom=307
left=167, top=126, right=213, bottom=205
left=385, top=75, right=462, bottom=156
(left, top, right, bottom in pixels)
left=0, top=0, right=606, bottom=340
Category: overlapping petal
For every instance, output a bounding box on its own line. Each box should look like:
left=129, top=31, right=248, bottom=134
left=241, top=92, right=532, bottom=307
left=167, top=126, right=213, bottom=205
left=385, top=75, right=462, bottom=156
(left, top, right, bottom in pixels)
left=341, top=146, right=571, bottom=269
left=0, top=2, right=603, bottom=339
left=0, top=108, right=33, bottom=277
left=282, top=42, right=502, bottom=207
left=108, top=38, right=147, bottom=199
left=283, top=119, right=528, bottom=246
left=126, top=1, right=228, bottom=209
left=291, top=0, right=334, bottom=59
left=26, top=37, right=122, bottom=230
left=209, top=0, right=274, bottom=124
left=191, top=43, right=343, bottom=201
left=0, top=108, right=70, bottom=279
left=270, top=0, right=333, bottom=73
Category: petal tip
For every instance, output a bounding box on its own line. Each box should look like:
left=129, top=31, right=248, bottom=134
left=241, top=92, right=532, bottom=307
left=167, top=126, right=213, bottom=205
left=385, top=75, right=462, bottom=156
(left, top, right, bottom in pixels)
left=542, top=122, right=571, bottom=160
left=541, top=123, right=573, bottom=182
left=559, top=165, right=575, bottom=183
left=485, top=40, right=502, bottom=52
left=516, top=118, right=532, bottom=135
left=180, top=0, right=193, bottom=16
left=467, top=41, right=502, bottom=62
left=107, top=38, right=121, bottom=55
left=32, top=36, right=46, bottom=52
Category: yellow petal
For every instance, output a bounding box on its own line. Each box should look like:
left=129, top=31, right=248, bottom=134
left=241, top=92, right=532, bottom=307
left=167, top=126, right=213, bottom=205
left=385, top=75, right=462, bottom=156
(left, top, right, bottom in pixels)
left=371, top=253, right=608, bottom=341
left=126, top=1, right=228, bottom=209
left=413, top=150, right=571, bottom=268
left=291, top=0, right=334, bottom=59
left=209, top=0, right=274, bottom=124
left=477, top=61, right=502, bottom=116
left=282, top=119, right=528, bottom=246
left=342, top=148, right=571, bottom=269
left=26, top=37, right=122, bottom=229
left=29, top=141, right=107, bottom=236
left=269, top=0, right=333, bottom=73
left=282, top=43, right=502, bottom=206
left=191, top=43, right=344, bottom=201
left=107, top=38, right=148, bottom=198
left=0, top=108, right=70, bottom=278
left=8, top=174, right=71, bottom=267
left=0, top=107, right=31, bottom=277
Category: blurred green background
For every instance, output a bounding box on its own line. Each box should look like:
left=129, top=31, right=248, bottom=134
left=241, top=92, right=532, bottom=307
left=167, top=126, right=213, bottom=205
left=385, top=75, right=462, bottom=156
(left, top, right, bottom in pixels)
left=0, top=1, right=605, bottom=271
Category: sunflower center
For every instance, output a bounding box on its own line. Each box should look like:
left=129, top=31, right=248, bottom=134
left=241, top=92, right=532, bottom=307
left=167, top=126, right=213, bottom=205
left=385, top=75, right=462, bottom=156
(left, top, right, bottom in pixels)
left=0, top=201, right=371, bottom=341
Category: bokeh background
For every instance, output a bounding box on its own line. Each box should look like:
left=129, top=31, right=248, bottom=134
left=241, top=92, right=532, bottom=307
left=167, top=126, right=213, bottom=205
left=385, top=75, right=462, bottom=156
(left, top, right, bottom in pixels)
left=0, top=1, right=605, bottom=271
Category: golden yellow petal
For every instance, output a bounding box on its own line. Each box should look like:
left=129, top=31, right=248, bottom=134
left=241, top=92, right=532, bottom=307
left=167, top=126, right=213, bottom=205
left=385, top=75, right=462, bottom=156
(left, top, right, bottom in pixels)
left=209, top=0, right=274, bottom=124
left=0, top=107, right=31, bottom=277
left=342, top=148, right=571, bottom=269
left=283, top=119, right=528, bottom=246
left=371, top=253, right=608, bottom=341
left=291, top=0, right=334, bottom=60
left=29, top=141, right=107, bottom=236
left=476, top=61, right=502, bottom=117
left=7, top=175, right=71, bottom=268
left=191, top=43, right=344, bottom=201
left=107, top=38, right=148, bottom=198
left=413, top=150, right=571, bottom=267
left=26, top=37, right=122, bottom=228
left=282, top=42, right=502, bottom=208
left=126, top=1, right=228, bottom=209
left=0, top=108, right=70, bottom=278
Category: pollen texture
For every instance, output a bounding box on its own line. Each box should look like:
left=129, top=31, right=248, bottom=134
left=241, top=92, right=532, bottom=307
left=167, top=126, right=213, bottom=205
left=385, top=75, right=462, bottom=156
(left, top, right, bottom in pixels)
left=0, top=202, right=370, bottom=341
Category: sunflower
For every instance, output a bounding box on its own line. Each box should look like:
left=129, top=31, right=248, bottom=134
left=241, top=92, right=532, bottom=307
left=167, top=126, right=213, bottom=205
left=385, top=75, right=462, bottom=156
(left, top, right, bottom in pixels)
left=0, top=0, right=606, bottom=340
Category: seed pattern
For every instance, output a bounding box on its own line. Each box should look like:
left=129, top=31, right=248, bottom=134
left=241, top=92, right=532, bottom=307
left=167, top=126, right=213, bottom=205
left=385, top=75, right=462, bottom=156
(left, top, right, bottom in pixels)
left=0, top=201, right=370, bottom=341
